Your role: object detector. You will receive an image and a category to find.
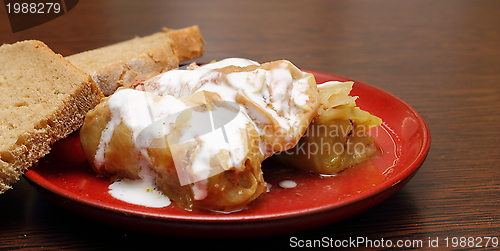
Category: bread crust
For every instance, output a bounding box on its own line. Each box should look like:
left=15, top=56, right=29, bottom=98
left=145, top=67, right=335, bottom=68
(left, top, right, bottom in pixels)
left=0, top=40, right=103, bottom=193
left=163, top=25, right=205, bottom=62
left=66, top=25, right=205, bottom=96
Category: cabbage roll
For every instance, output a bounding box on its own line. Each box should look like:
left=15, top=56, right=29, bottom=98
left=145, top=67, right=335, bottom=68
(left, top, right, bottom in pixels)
left=80, top=58, right=320, bottom=212
left=275, top=81, right=382, bottom=174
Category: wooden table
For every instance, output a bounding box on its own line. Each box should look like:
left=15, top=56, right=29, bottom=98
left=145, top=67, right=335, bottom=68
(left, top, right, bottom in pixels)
left=1, top=0, right=499, bottom=249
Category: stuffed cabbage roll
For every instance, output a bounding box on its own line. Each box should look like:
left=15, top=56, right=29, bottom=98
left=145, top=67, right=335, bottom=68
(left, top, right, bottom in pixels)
left=80, top=58, right=320, bottom=212
left=275, top=81, right=382, bottom=174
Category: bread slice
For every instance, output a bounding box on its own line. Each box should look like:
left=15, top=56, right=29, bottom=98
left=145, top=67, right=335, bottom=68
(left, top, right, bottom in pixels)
left=66, top=25, right=205, bottom=96
left=163, top=25, right=205, bottom=62
left=0, top=40, right=104, bottom=194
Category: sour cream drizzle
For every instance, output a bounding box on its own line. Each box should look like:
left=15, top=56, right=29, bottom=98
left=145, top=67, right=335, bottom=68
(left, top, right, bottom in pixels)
left=108, top=175, right=171, bottom=208
left=144, top=58, right=315, bottom=156
left=97, top=58, right=317, bottom=205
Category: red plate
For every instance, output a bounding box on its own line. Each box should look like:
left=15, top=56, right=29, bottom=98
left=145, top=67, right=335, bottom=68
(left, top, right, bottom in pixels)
left=25, top=70, right=430, bottom=238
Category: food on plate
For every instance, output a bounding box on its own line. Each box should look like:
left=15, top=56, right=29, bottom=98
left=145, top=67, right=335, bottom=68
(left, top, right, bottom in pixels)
left=66, top=25, right=205, bottom=96
left=0, top=40, right=103, bottom=194
left=275, top=81, right=382, bottom=174
left=80, top=58, right=320, bottom=212
left=135, top=58, right=320, bottom=155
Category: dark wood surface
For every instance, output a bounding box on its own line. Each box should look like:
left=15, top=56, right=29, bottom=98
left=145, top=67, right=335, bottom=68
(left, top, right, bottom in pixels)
left=1, top=0, right=499, bottom=249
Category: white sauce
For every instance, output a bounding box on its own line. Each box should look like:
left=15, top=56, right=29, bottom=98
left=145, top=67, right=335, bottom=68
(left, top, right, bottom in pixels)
left=199, top=58, right=260, bottom=69
left=95, top=89, right=189, bottom=167
left=109, top=178, right=171, bottom=208
left=279, top=180, right=297, bottom=189
left=108, top=168, right=171, bottom=207
left=144, top=58, right=315, bottom=154
left=98, top=58, right=316, bottom=204
left=266, top=183, right=273, bottom=192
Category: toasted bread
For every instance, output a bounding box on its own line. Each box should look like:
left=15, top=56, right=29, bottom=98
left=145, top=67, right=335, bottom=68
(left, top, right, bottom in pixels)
left=66, top=25, right=205, bottom=96
left=0, top=40, right=103, bottom=194
left=163, top=25, right=205, bottom=62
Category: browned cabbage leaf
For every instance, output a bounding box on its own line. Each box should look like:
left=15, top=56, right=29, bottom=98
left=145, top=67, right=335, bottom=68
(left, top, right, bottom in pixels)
left=274, top=81, right=382, bottom=174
